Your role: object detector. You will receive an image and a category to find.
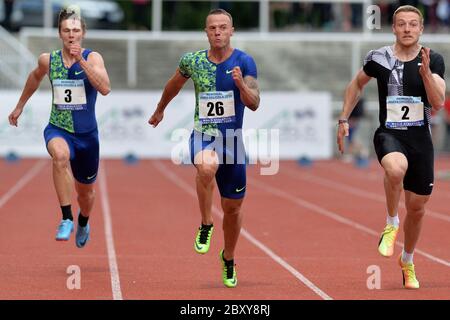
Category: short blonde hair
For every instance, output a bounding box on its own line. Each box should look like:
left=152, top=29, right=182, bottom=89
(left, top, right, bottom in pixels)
left=393, top=5, right=424, bottom=25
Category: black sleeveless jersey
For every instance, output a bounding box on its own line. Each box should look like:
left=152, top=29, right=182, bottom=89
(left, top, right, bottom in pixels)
left=363, top=46, right=445, bottom=135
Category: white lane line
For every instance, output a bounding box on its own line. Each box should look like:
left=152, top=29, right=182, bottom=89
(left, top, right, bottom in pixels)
left=153, top=161, right=333, bottom=300
left=99, top=161, right=123, bottom=300
left=249, top=177, right=450, bottom=268
left=0, top=159, right=47, bottom=209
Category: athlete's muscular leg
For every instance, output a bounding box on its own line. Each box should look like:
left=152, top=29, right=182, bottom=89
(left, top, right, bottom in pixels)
left=381, top=152, right=408, bottom=217
left=47, top=138, right=73, bottom=206
left=221, top=197, right=244, bottom=261
left=194, top=150, right=219, bottom=225
left=403, top=191, right=429, bottom=253
left=75, top=181, right=95, bottom=217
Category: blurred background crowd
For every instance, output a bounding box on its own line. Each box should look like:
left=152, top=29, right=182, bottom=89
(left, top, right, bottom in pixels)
left=1, top=0, right=450, bottom=33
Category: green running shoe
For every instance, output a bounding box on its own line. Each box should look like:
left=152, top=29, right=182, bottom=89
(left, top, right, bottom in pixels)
left=378, top=224, right=399, bottom=257
left=219, top=250, right=237, bottom=288
left=398, top=254, right=420, bottom=289
left=194, top=224, right=213, bottom=254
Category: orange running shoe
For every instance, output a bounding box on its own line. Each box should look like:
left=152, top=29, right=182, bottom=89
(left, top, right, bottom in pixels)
left=398, top=254, right=420, bottom=289
left=377, top=224, right=399, bottom=257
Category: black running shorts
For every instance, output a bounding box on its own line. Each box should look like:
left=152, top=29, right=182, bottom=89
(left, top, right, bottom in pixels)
left=373, top=127, right=434, bottom=195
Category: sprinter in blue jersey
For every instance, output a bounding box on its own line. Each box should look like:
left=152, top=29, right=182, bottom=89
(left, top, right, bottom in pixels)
left=8, top=7, right=111, bottom=248
left=149, top=9, right=260, bottom=288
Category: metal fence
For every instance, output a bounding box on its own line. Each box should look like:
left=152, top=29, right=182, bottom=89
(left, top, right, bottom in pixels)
left=0, top=25, right=35, bottom=89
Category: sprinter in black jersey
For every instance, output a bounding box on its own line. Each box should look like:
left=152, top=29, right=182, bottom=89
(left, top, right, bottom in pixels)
left=337, top=5, right=446, bottom=289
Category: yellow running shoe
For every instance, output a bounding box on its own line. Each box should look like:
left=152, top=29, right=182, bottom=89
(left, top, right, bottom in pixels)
left=377, top=224, right=399, bottom=257
left=398, top=254, right=420, bottom=289
left=219, top=250, right=237, bottom=288
left=194, top=224, right=213, bottom=254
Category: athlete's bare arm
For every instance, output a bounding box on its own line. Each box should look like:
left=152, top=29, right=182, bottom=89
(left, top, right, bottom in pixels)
left=231, top=66, right=260, bottom=111
left=337, top=68, right=372, bottom=154
left=74, top=48, right=111, bottom=96
left=149, top=68, right=189, bottom=127
left=8, top=53, right=49, bottom=127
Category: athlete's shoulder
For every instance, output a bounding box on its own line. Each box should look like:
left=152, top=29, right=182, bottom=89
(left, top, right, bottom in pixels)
left=429, top=49, right=444, bottom=62
left=82, top=48, right=93, bottom=56
left=232, top=49, right=257, bottom=69
left=364, top=46, right=395, bottom=70
left=364, top=46, right=392, bottom=62
left=37, top=52, right=50, bottom=72
left=233, top=48, right=254, bottom=60
left=428, top=48, right=445, bottom=78
left=232, top=49, right=257, bottom=78
left=84, top=50, right=104, bottom=62
left=38, top=52, right=51, bottom=61
left=179, top=50, right=208, bottom=77
left=180, top=50, right=207, bottom=60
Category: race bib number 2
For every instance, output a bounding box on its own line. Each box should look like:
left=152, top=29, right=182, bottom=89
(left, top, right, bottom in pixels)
left=386, top=96, right=424, bottom=128
left=53, top=79, right=87, bottom=111
left=199, top=91, right=235, bottom=124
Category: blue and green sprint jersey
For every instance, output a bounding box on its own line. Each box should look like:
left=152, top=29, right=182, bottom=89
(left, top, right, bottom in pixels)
left=179, top=49, right=257, bottom=136
left=49, top=49, right=98, bottom=133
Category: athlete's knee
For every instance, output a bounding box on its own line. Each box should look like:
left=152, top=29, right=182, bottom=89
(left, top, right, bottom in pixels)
left=222, top=200, right=242, bottom=216
left=196, top=164, right=217, bottom=183
left=51, top=149, right=70, bottom=170
left=406, top=197, right=428, bottom=220
left=224, top=207, right=241, bottom=217
left=78, top=188, right=95, bottom=203
left=406, top=206, right=426, bottom=221
left=384, top=166, right=406, bottom=185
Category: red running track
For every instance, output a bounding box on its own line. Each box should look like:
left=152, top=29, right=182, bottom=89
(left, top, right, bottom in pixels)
left=0, top=158, right=449, bottom=300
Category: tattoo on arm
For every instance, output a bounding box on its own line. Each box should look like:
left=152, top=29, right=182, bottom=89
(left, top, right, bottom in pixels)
left=245, top=76, right=259, bottom=93
left=243, top=76, right=260, bottom=110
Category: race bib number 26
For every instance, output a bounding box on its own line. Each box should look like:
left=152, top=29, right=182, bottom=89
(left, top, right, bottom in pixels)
left=386, top=96, right=424, bottom=128
left=53, top=79, right=87, bottom=111
left=199, top=91, right=235, bottom=124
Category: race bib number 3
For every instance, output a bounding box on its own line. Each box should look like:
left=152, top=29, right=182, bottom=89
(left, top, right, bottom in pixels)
left=53, top=79, right=87, bottom=111
left=386, top=96, right=424, bottom=128
left=199, top=91, right=235, bottom=124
